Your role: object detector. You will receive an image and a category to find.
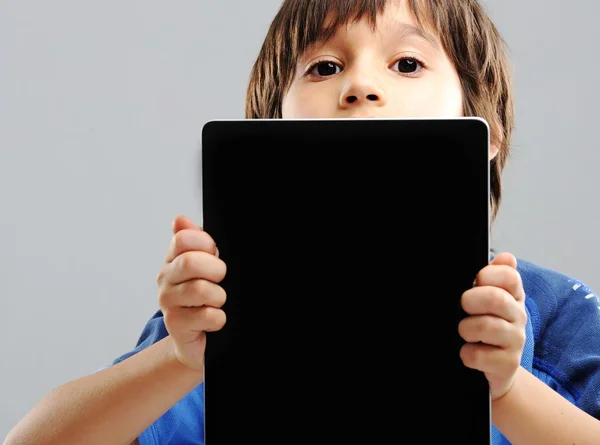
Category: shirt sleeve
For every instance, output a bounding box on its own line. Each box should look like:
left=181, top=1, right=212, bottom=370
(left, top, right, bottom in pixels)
left=111, top=310, right=205, bottom=445
left=112, top=309, right=169, bottom=365
left=521, top=261, right=600, bottom=419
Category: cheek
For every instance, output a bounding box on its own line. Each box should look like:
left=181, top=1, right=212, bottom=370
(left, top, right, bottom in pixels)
left=387, top=83, right=463, bottom=118
left=383, top=67, right=464, bottom=118
left=282, top=85, right=335, bottom=119
left=435, top=85, right=464, bottom=117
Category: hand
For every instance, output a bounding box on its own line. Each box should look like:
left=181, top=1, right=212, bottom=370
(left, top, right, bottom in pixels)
left=458, top=252, right=527, bottom=400
left=156, top=215, right=227, bottom=370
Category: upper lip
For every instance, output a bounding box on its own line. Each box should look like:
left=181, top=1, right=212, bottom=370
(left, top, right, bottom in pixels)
left=348, top=115, right=377, bottom=118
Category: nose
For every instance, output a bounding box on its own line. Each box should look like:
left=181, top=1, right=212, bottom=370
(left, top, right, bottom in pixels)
left=339, top=75, right=387, bottom=108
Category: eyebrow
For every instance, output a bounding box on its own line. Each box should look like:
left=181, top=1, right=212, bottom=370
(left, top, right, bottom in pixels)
left=392, top=22, right=441, bottom=52
left=301, top=20, right=441, bottom=62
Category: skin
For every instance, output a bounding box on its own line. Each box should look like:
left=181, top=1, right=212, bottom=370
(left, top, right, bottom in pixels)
left=282, top=1, right=465, bottom=120
left=5, top=2, right=600, bottom=444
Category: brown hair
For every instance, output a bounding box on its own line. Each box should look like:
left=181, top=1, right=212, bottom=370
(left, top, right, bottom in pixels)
left=246, top=0, right=513, bottom=221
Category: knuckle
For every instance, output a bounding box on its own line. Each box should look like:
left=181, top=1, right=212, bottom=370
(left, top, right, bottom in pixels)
left=207, top=257, right=227, bottom=282
left=486, top=288, right=508, bottom=313
left=192, top=279, right=209, bottom=298
left=474, top=317, right=488, bottom=334
left=158, top=287, right=173, bottom=309
left=460, top=291, right=470, bottom=310
left=508, top=354, right=521, bottom=370
left=459, top=345, right=471, bottom=365
left=478, top=264, right=494, bottom=280
left=473, top=345, right=490, bottom=369
left=172, top=231, right=187, bottom=254
left=512, top=268, right=523, bottom=287
left=516, top=329, right=526, bottom=348
left=208, top=308, right=226, bottom=330
left=156, top=265, right=167, bottom=284
left=497, top=264, right=512, bottom=280
left=480, top=264, right=521, bottom=290
left=216, top=259, right=227, bottom=281
left=517, top=306, right=528, bottom=325
left=498, top=266, right=523, bottom=296
left=176, top=251, right=195, bottom=273
left=504, top=266, right=522, bottom=289
left=203, top=306, right=217, bottom=321
left=217, top=287, right=227, bottom=306
left=203, top=232, right=217, bottom=253
left=459, top=318, right=484, bottom=342
left=494, top=319, right=510, bottom=339
left=163, top=310, right=179, bottom=332
left=189, top=229, right=217, bottom=253
left=461, top=344, right=481, bottom=367
left=457, top=319, right=467, bottom=338
left=472, top=346, right=488, bottom=368
left=202, top=306, right=225, bottom=331
left=479, top=317, right=496, bottom=335
left=217, top=313, right=227, bottom=329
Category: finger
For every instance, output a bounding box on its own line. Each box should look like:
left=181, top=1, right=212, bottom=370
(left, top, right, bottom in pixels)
left=490, top=252, right=517, bottom=269
left=165, top=229, right=217, bottom=263
left=160, top=279, right=227, bottom=310
left=458, top=315, right=525, bottom=349
left=460, top=342, right=521, bottom=376
left=172, top=215, right=202, bottom=235
left=476, top=264, right=525, bottom=302
left=461, top=286, right=526, bottom=323
left=165, top=307, right=227, bottom=341
left=168, top=251, right=227, bottom=285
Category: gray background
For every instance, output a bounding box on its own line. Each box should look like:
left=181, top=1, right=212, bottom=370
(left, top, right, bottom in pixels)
left=1, top=0, right=598, bottom=438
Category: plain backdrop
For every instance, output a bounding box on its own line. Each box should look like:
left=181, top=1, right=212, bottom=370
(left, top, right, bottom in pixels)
left=1, top=0, right=599, bottom=438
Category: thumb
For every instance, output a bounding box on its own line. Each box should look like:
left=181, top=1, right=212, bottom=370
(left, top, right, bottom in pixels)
left=490, top=251, right=517, bottom=269
left=172, top=215, right=201, bottom=234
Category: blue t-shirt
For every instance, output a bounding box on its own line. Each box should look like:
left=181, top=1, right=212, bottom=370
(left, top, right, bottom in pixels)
left=111, top=257, right=600, bottom=445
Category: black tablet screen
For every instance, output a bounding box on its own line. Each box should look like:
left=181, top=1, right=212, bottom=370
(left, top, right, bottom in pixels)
left=201, top=118, right=491, bottom=444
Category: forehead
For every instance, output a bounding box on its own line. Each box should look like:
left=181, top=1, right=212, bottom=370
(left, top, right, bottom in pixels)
left=297, top=0, right=437, bottom=52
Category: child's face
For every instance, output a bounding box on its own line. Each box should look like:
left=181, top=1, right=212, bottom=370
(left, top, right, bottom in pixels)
left=281, top=1, right=463, bottom=120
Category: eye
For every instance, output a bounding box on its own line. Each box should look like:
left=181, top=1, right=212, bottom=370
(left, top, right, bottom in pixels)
left=392, top=57, right=425, bottom=76
left=307, top=61, right=343, bottom=78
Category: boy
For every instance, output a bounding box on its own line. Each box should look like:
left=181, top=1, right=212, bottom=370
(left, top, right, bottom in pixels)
left=6, top=1, right=600, bottom=444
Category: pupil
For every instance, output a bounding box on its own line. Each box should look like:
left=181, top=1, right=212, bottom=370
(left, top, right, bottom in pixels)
left=398, top=59, right=416, bottom=73
left=318, top=62, right=337, bottom=76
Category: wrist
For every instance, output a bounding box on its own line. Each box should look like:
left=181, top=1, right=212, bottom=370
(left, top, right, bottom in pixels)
left=163, top=337, right=205, bottom=376
left=491, top=375, right=518, bottom=403
left=492, top=367, right=522, bottom=408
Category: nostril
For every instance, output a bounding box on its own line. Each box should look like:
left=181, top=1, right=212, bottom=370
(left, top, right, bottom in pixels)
left=367, top=94, right=379, bottom=101
left=347, top=96, right=358, bottom=104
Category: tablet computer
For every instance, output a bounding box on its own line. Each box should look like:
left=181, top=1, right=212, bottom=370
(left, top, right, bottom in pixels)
left=201, top=118, right=491, bottom=444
